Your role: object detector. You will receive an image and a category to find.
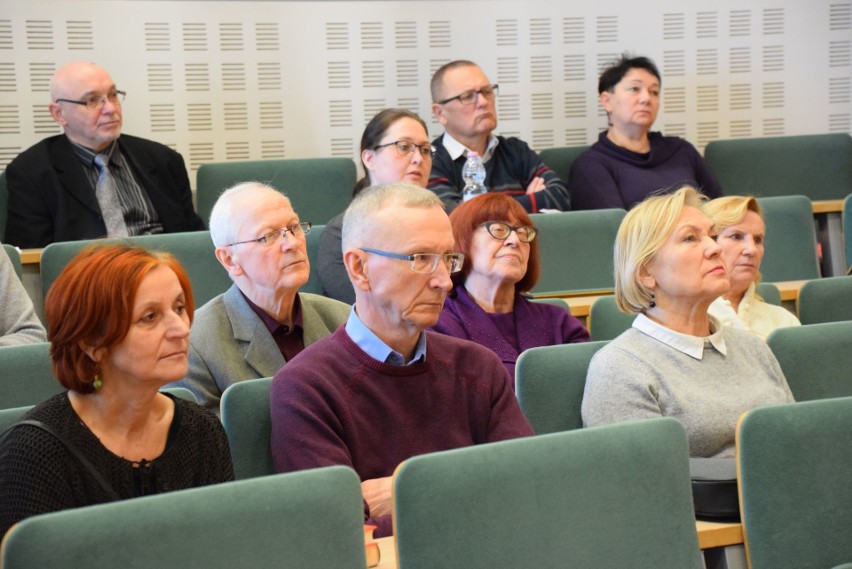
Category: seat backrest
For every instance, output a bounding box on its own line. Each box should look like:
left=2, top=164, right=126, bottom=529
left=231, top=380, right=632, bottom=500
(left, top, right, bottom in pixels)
left=755, top=281, right=781, bottom=306
left=767, top=321, right=852, bottom=401
left=756, top=196, right=820, bottom=281
left=40, top=231, right=232, bottom=309
left=797, top=276, right=852, bottom=325
left=195, top=158, right=356, bottom=226
left=393, top=417, right=702, bottom=569
left=538, top=145, right=591, bottom=183
left=588, top=295, right=634, bottom=341
left=0, top=405, right=32, bottom=434
left=529, top=208, right=625, bottom=295
left=737, top=397, right=852, bottom=569
left=0, top=170, right=7, bottom=240
left=0, top=465, right=367, bottom=569
left=515, top=341, right=609, bottom=433
left=301, top=223, right=324, bottom=295
left=704, top=134, right=852, bottom=201
left=844, top=193, right=852, bottom=271
left=0, top=343, right=62, bottom=409
left=220, top=376, right=273, bottom=480
left=1, top=243, right=21, bottom=280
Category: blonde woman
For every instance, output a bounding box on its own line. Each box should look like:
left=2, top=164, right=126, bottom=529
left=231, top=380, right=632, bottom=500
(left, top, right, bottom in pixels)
left=582, top=186, right=793, bottom=458
left=704, top=196, right=800, bottom=340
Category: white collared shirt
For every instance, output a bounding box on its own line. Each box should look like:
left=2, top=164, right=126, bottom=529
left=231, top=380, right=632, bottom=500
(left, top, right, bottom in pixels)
left=632, top=313, right=727, bottom=360
left=441, top=131, right=500, bottom=163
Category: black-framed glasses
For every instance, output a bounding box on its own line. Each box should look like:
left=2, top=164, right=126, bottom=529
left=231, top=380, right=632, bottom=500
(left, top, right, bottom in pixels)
left=373, top=140, right=435, bottom=158
left=55, top=90, right=126, bottom=111
left=360, top=247, right=464, bottom=274
left=226, top=222, right=311, bottom=247
left=437, top=84, right=499, bottom=106
left=479, top=221, right=537, bottom=243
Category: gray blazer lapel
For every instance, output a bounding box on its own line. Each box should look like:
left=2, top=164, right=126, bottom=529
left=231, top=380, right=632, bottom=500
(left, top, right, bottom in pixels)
left=223, top=285, right=286, bottom=377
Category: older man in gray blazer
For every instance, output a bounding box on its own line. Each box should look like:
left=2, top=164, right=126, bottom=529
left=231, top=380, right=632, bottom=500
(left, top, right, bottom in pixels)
left=174, top=182, right=349, bottom=410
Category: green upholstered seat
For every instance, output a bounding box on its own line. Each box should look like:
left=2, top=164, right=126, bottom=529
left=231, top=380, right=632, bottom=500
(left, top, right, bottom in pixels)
left=756, top=196, right=821, bottom=281
left=220, top=376, right=273, bottom=480
left=0, top=405, right=32, bottom=434
left=538, top=145, right=591, bottom=185
left=588, top=295, right=634, bottom=341
left=393, top=417, right=703, bottom=569
left=704, top=134, right=852, bottom=201
left=1, top=243, right=21, bottom=280
left=39, top=231, right=231, bottom=310
left=737, top=397, right=852, bottom=569
left=755, top=281, right=782, bottom=306
left=767, top=321, right=852, bottom=402
left=797, top=276, right=852, bottom=325
left=0, top=170, right=7, bottom=241
left=195, top=158, right=357, bottom=226
left=528, top=297, right=572, bottom=312
left=529, top=208, right=625, bottom=295
left=0, top=343, right=62, bottom=410
left=0, top=465, right=367, bottom=569
left=844, top=193, right=851, bottom=271
left=515, top=341, right=609, bottom=433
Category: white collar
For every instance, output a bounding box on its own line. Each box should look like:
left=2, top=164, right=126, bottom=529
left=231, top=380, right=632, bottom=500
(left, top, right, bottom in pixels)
left=632, top=313, right=727, bottom=360
left=441, top=132, right=499, bottom=162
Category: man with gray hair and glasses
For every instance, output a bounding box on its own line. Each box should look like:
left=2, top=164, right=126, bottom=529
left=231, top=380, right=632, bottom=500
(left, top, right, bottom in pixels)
left=270, top=182, right=533, bottom=537
left=4, top=61, right=203, bottom=248
left=173, top=182, right=349, bottom=411
left=428, top=59, right=571, bottom=213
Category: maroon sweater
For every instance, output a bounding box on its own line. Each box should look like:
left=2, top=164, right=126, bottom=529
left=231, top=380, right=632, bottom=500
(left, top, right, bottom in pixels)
left=270, top=327, right=534, bottom=536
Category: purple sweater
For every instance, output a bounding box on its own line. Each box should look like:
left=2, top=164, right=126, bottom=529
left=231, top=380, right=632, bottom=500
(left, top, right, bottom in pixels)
left=270, top=327, right=533, bottom=536
left=432, top=287, right=590, bottom=380
left=568, top=131, right=723, bottom=210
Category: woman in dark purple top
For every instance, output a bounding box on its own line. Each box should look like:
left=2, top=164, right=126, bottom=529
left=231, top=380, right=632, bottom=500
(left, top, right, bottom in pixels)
left=569, top=55, right=723, bottom=210
left=432, top=193, right=589, bottom=379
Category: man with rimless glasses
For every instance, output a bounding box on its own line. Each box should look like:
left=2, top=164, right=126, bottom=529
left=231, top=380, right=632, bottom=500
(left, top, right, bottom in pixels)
left=172, top=182, right=349, bottom=411
left=4, top=62, right=203, bottom=248
left=270, top=183, right=533, bottom=537
left=428, top=60, right=571, bottom=213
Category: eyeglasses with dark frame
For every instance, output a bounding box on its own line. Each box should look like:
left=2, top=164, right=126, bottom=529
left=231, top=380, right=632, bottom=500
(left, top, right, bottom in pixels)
left=55, top=90, right=126, bottom=112
left=225, top=222, right=312, bottom=248
left=437, top=84, right=499, bottom=106
left=479, top=221, right=537, bottom=243
left=360, top=247, right=464, bottom=274
left=373, top=140, right=436, bottom=158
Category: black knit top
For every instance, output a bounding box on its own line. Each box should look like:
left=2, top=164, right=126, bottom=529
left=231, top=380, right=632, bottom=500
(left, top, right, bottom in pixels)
left=0, top=392, right=234, bottom=537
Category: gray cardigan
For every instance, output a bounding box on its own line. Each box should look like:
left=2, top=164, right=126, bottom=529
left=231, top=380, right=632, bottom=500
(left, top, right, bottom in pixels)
left=582, top=323, right=794, bottom=458
left=0, top=246, right=46, bottom=346
left=174, top=284, right=350, bottom=410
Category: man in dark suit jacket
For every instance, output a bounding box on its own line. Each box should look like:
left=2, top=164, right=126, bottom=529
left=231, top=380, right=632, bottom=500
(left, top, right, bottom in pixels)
left=3, top=62, right=203, bottom=248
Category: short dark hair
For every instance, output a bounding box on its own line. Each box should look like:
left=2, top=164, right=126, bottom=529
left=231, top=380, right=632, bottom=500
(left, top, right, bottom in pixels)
left=430, top=59, right=479, bottom=102
left=353, top=108, right=429, bottom=196
left=448, top=193, right=540, bottom=293
left=45, top=244, right=194, bottom=394
left=598, top=54, right=661, bottom=94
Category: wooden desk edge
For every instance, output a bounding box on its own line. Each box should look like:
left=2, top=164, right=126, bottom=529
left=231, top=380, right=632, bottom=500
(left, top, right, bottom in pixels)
left=695, top=520, right=744, bottom=549
left=20, top=248, right=43, bottom=265
left=811, top=199, right=844, bottom=214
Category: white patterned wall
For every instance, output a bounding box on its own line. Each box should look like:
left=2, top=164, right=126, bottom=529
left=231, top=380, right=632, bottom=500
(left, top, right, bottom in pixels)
left=1, top=0, right=850, bottom=185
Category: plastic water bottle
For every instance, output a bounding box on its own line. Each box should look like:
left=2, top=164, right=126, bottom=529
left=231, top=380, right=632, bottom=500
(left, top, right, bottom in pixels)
left=462, top=151, right=487, bottom=202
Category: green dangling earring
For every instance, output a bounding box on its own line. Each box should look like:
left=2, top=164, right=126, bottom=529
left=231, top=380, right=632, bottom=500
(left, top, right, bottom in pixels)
left=92, top=374, right=103, bottom=391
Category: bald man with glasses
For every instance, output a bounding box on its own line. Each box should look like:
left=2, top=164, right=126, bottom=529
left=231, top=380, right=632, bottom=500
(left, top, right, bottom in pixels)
left=270, top=183, right=533, bottom=537
left=428, top=59, right=572, bottom=213
left=3, top=61, right=203, bottom=248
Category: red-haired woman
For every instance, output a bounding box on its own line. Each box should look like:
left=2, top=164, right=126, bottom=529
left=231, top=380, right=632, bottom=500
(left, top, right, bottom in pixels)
left=0, top=244, right=233, bottom=537
left=432, top=194, right=589, bottom=380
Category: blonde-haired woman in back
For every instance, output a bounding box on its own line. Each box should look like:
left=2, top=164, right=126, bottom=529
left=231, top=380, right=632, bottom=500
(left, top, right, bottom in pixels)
left=703, top=196, right=800, bottom=340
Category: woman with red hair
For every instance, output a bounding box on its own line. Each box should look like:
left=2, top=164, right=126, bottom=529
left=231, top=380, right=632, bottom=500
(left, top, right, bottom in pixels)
left=432, top=194, right=589, bottom=380
left=0, top=244, right=233, bottom=537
